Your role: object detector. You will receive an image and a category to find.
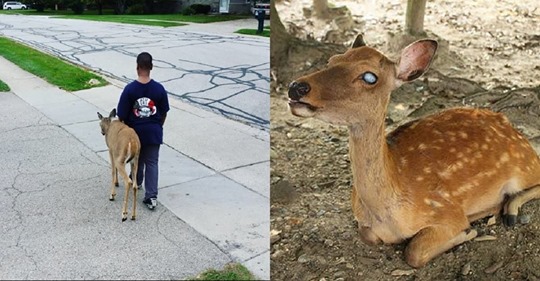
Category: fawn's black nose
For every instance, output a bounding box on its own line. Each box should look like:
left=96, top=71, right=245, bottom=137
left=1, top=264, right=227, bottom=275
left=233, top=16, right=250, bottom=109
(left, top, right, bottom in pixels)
left=288, top=81, right=311, bottom=100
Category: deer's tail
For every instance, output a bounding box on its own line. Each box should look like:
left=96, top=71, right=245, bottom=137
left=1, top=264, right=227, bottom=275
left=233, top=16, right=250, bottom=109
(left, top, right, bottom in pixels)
left=125, top=142, right=135, bottom=163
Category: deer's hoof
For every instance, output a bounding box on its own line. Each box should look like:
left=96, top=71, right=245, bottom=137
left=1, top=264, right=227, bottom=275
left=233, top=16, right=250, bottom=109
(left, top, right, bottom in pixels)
left=109, top=196, right=115, bottom=201
left=504, top=214, right=517, bottom=227
left=122, top=217, right=127, bottom=222
left=131, top=216, right=136, bottom=220
left=115, top=183, right=119, bottom=187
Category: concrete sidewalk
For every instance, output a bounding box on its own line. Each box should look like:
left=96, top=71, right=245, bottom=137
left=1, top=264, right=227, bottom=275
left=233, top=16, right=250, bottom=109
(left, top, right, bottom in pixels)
left=0, top=55, right=269, bottom=279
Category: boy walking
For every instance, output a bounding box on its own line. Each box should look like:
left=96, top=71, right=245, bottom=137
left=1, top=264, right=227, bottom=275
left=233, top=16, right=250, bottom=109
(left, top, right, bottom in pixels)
left=117, top=52, right=169, bottom=210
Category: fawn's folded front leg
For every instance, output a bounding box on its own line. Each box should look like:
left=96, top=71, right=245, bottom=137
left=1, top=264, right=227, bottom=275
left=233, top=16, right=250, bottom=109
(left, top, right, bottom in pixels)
left=405, top=209, right=475, bottom=268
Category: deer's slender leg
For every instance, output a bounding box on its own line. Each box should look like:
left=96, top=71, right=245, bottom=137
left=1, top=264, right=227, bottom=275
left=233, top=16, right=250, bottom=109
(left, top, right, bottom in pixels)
left=114, top=169, right=119, bottom=187
left=116, top=162, right=131, bottom=222
left=131, top=157, right=139, bottom=220
left=109, top=150, right=116, bottom=201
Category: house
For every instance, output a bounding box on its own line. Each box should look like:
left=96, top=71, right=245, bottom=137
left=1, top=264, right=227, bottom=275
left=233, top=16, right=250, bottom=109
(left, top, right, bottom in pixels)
left=218, top=0, right=250, bottom=14
left=181, top=0, right=251, bottom=14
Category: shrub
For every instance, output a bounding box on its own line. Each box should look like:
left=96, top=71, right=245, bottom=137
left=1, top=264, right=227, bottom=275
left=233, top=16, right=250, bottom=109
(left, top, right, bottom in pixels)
left=33, top=2, right=45, bottom=12
left=127, top=3, right=144, bottom=14
left=190, top=4, right=211, bottom=14
left=181, top=6, right=195, bottom=15
left=70, top=0, right=85, bottom=14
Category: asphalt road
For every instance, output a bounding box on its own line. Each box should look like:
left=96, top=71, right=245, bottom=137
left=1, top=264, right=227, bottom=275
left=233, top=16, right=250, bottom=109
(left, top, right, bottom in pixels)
left=0, top=15, right=270, bottom=130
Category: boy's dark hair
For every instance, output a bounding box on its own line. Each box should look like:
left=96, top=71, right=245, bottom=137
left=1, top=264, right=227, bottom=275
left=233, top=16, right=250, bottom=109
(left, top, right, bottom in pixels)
left=137, top=52, right=153, bottom=71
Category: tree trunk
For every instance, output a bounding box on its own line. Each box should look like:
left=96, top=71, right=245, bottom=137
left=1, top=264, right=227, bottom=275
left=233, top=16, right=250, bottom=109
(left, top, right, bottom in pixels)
left=115, top=0, right=126, bottom=14
left=313, top=0, right=329, bottom=19
left=145, top=0, right=154, bottom=14
left=97, top=0, right=103, bottom=15
left=270, top=0, right=293, bottom=72
left=405, top=0, right=427, bottom=36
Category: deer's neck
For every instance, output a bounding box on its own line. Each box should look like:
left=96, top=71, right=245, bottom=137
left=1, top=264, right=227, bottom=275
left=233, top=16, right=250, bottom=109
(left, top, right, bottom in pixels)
left=348, top=120, right=401, bottom=210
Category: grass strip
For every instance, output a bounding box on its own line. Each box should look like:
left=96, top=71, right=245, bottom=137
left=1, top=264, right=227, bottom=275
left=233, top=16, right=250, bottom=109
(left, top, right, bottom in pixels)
left=55, top=16, right=187, bottom=27
left=193, top=263, right=256, bottom=280
left=0, top=79, right=10, bottom=91
left=235, top=28, right=270, bottom=37
left=0, top=37, right=107, bottom=91
left=57, top=14, right=250, bottom=24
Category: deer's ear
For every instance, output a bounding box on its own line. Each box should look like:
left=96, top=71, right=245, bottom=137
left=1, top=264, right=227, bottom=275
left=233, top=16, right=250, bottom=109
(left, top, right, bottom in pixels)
left=97, top=112, right=103, bottom=120
left=396, top=39, right=438, bottom=82
left=109, top=108, right=117, bottom=118
left=351, top=34, right=366, bottom=49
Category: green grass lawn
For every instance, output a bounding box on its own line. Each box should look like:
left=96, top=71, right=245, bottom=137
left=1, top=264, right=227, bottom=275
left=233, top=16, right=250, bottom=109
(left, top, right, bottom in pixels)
left=0, top=37, right=107, bottom=91
left=235, top=26, right=270, bottom=37
left=0, top=9, right=250, bottom=27
left=57, top=15, right=188, bottom=27
left=193, top=263, right=256, bottom=280
left=0, top=79, right=10, bottom=92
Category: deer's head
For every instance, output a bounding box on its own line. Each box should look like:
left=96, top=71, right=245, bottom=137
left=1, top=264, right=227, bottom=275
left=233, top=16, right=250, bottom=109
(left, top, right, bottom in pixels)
left=97, top=108, right=117, bottom=136
left=288, top=35, right=438, bottom=126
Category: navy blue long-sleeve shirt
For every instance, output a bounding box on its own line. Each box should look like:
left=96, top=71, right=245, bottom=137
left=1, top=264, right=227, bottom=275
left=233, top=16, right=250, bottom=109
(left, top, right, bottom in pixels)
left=117, top=79, right=170, bottom=145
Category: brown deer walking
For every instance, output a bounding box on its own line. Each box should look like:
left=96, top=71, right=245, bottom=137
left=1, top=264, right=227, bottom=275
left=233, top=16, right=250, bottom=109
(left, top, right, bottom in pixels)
left=287, top=35, right=540, bottom=267
left=98, top=108, right=141, bottom=222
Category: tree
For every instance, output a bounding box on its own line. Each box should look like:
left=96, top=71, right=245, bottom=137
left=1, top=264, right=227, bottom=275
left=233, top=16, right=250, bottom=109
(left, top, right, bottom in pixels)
left=114, top=0, right=127, bottom=14
left=270, top=0, right=295, bottom=72
left=67, top=0, right=85, bottom=14
left=271, top=0, right=351, bottom=84
left=95, top=0, right=104, bottom=15
left=387, top=0, right=430, bottom=52
left=405, top=0, right=427, bottom=36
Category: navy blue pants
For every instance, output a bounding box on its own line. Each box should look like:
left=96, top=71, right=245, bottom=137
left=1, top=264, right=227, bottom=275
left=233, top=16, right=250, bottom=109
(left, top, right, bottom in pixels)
left=136, top=144, right=160, bottom=200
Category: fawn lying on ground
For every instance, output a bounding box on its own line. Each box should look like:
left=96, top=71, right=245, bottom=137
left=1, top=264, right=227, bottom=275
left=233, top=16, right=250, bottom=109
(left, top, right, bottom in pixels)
left=98, top=108, right=141, bottom=222
left=287, top=35, right=540, bottom=267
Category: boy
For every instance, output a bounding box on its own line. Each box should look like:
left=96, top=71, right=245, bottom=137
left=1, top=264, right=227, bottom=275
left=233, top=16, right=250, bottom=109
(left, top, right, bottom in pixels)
left=117, top=52, right=169, bottom=210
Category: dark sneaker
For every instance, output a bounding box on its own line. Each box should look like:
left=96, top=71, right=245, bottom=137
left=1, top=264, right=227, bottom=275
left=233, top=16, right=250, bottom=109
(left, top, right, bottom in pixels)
left=143, top=198, right=157, bottom=210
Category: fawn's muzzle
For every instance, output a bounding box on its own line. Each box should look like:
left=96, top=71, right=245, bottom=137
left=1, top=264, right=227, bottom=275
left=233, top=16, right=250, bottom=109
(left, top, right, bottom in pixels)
left=288, top=81, right=311, bottom=100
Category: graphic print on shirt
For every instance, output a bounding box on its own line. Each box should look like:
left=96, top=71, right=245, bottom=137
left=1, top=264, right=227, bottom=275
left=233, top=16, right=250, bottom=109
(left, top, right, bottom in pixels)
left=133, top=97, right=157, bottom=118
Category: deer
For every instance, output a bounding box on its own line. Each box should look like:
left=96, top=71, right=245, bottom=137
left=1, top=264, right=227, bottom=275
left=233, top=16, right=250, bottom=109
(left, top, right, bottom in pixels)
left=287, top=34, right=540, bottom=268
left=98, top=108, right=141, bottom=222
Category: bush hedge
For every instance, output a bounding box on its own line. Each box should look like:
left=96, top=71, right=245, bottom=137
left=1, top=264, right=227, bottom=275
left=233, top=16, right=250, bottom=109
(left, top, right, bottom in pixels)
left=190, top=4, right=211, bottom=14
left=181, top=6, right=195, bottom=15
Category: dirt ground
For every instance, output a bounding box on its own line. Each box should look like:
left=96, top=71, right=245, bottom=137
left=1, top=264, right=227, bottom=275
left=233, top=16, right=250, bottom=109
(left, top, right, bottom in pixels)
left=270, top=0, right=540, bottom=280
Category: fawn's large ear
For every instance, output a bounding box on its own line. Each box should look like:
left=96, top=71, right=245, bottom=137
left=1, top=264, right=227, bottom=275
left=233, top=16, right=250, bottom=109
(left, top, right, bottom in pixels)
left=396, top=40, right=438, bottom=82
left=97, top=112, right=103, bottom=120
left=109, top=108, right=117, bottom=118
left=351, top=34, right=366, bottom=49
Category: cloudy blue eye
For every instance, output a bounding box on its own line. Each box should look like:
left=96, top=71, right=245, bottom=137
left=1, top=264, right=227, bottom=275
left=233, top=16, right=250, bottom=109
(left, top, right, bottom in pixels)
left=361, top=72, right=378, bottom=85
